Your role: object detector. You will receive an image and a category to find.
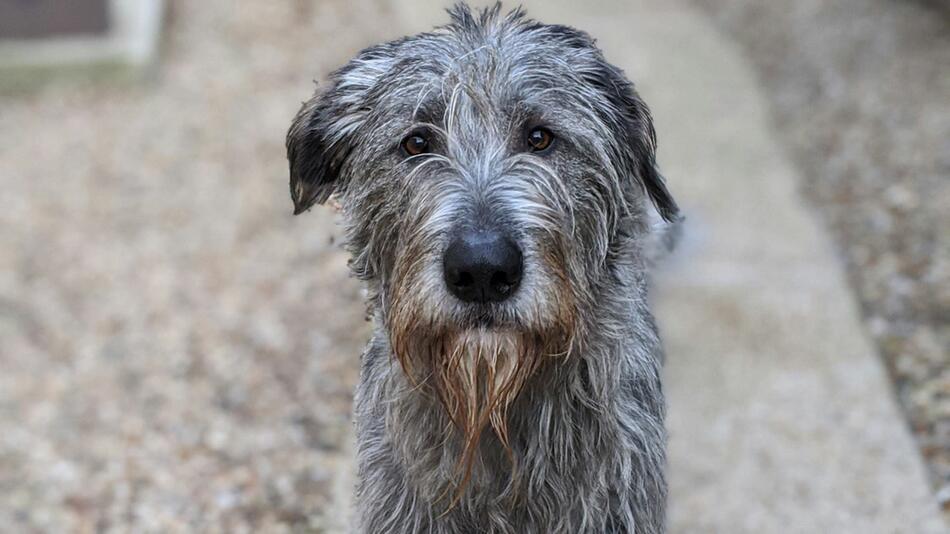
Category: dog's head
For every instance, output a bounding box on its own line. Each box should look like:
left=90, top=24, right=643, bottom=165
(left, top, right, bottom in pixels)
left=287, top=2, right=676, bottom=481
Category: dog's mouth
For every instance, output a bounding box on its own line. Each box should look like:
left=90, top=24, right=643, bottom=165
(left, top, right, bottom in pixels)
left=448, top=302, right=531, bottom=332
left=459, top=307, right=509, bottom=329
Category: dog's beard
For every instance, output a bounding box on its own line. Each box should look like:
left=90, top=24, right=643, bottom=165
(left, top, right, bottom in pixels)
left=388, top=315, right=570, bottom=493
left=411, top=329, right=539, bottom=440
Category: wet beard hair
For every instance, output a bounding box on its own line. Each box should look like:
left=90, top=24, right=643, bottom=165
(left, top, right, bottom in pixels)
left=389, top=324, right=569, bottom=498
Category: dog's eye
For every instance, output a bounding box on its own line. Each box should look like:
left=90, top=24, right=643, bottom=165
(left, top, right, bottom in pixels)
left=402, top=134, right=430, bottom=156
left=527, top=127, right=554, bottom=152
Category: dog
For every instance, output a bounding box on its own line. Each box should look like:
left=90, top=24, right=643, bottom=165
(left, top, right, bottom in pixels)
left=287, top=3, right=679, bottom=532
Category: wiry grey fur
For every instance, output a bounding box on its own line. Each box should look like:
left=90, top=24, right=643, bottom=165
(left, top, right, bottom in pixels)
left=287, top=4, right=679, bottom=533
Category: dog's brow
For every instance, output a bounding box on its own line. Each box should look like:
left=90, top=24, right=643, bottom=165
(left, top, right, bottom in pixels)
left=411, top=97, right=444, bottom=126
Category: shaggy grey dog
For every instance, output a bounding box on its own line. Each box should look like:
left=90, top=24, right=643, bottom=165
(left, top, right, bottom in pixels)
left=287, top=4, right=678, bottom=532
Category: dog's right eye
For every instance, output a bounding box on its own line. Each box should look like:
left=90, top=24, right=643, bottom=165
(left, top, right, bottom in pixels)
left=402, top=134, right=430, bottom=156
left=526, top=127, right=554, bottom=152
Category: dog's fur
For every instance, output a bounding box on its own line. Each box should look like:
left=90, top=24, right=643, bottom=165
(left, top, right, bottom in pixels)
left=287, top=4, right=678, bottom=532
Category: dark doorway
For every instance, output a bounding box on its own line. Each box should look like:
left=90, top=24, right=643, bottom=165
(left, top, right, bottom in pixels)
left=0, top=0, right=110, bottom=40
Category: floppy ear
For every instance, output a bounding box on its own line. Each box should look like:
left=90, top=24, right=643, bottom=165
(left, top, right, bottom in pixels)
left=286, top=44, right=396, bottom=215
left=586, top=60, right=680, bottom=222
left=633, top=117, right=680, bottom=223
left=286, top=87, right=354, bottom=215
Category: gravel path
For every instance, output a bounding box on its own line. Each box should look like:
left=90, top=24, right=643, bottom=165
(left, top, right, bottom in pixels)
left=0, top=1, right=395, bottom=531
left=690, top=0, right=950, bottom=515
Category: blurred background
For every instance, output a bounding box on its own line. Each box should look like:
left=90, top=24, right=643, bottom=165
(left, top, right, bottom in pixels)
left=0, top=0, right=946, bottom=532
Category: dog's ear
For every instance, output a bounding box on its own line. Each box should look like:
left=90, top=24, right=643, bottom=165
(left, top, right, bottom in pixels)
left=287, top=93, right=349, bottom=215
left=586, top=60, right=680, bottom=222
left=630, top=115, right=679, bottom=223
left=287, top=47, right=393, bottom=215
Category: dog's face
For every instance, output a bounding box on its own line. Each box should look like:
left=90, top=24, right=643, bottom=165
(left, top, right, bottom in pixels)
left=287, top=4, right=676, bottom=475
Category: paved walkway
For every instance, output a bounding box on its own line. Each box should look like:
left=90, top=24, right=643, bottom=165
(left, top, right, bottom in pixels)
left=358, top=1, right=946, bottom=532
left=615, top=3, right=945, bottom=532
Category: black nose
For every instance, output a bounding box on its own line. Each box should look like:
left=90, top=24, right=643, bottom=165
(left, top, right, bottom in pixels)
left=443, top=230, right=523, bottom=303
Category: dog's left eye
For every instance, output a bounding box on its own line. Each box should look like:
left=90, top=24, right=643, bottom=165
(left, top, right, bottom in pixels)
left=527, top=127, right=554, bottom=152
left=402, top=134, right=430, bottom=156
